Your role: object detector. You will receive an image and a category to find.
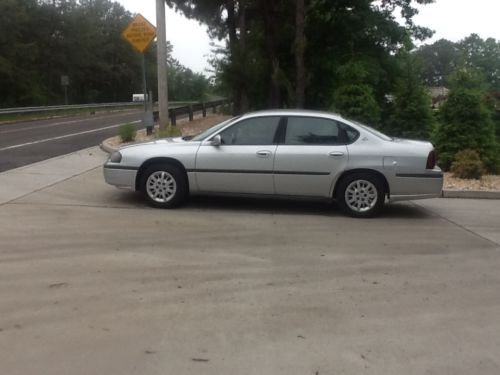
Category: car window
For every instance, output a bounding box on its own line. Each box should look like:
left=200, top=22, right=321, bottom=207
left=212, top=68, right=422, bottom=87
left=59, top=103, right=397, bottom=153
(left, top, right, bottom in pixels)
left=348, top=119, right=392, bottom=141
left=218, top=116, right=281, bottom=145
left=190, top=116, right=240, bottom=141
left=285, top=117, right=352, bottom=145
left=338, top=121, right=360, bottom=144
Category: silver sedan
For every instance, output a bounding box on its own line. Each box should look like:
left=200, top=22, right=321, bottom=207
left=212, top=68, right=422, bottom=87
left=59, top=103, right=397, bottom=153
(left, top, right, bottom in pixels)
left=103, top=110, right=443, bottom=217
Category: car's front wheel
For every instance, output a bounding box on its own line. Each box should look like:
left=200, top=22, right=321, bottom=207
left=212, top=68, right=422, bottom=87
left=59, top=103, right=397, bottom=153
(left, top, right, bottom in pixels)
left=140, top=164, right=187, bottom=208
left=336, top=173, right=385, bottom=218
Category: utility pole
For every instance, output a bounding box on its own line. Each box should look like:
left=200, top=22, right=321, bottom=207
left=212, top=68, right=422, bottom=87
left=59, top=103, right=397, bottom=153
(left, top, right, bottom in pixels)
left=156, top=0, right=169, bottom=131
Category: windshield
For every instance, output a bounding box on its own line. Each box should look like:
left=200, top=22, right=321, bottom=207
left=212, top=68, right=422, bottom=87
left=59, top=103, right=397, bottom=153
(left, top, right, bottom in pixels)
left=349, top=119, right=393, bottom=141
left=190, top=116, right=240, bottom=141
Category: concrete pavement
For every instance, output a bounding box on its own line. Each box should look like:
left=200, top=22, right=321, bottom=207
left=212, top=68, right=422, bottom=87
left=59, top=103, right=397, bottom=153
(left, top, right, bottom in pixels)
left=1, top=148, right=500, bottom=375
left=0, top=147, right=106, bottom=204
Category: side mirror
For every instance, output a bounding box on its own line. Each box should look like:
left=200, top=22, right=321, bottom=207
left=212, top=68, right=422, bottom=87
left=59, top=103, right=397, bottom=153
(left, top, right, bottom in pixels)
left=211, top=134, right=222, bottom=146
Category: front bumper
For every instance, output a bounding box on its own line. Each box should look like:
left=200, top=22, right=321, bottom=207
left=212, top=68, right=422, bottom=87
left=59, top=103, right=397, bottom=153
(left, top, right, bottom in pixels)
left=103, top=163, right=138, bottom=189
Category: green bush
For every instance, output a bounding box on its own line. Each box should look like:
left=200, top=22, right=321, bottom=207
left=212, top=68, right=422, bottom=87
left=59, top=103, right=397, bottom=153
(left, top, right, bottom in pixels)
left=119, top=123, right=136, bottom=142
left=432, top=68, right=498, bottom=172
left=450, top=149, right=485, bottom=180
left=155, top=125, right=182, bottom=139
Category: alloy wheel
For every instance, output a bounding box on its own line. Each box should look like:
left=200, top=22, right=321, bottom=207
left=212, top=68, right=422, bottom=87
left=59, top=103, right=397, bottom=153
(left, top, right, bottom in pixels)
left=146, top=171, right=177, bottom=203
left=344, top=179, right=378, bottom=213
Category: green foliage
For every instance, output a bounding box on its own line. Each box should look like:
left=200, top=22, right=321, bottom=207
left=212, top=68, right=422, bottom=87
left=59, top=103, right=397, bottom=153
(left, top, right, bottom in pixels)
left=156, top=125, right=182, bottom=139
left=414, top=39, right=460, bottom=87
left=433, top=67, right=499, bottom=172
left=459, top=34, right=500, bottom=91
left=168, top=0, right=435, bottom=112
left=385, top=48, right=435, bottom=139
left=119, top=123, right=136, bottom=142
left=450, top=149, right=485, bottom=180
left=331, top=62, right=380, bottom=125
left=0, top=0, right=212, bottom=107
left=415, top=34, right=500, bottom=91
left=168, top=59, right=211, bottom=101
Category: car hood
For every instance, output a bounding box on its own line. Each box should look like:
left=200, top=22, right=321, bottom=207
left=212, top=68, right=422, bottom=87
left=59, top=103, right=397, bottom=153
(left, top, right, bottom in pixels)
left=119, top=137, right=193, bottom=150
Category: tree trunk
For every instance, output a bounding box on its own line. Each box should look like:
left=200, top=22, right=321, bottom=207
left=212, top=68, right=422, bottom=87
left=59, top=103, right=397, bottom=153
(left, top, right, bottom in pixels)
left=225, top=0, right=241, bottom=114
left=238, top=3, right=249, bottom=112
left=295, top=0, right=305, bottom=108
left=260, top=0, right=281, bottom=107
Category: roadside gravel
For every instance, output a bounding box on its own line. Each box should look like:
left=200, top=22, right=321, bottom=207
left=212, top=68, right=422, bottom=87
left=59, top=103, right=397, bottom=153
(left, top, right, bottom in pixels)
left=444, top=172, right=500, bottom=192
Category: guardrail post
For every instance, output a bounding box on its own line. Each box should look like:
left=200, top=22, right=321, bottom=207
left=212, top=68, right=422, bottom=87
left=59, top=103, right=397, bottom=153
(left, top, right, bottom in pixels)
left=188, top=105, right=194, bottom=121
left=202, top=102, right=206, bottom=117
left=169, top=109, right=176, bottom=126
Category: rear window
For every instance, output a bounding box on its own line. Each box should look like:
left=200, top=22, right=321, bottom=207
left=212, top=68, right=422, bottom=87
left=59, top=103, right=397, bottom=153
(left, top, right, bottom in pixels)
left=285, top=116, right=359, bottom=145
left=350, top=119, right=392, bottom=141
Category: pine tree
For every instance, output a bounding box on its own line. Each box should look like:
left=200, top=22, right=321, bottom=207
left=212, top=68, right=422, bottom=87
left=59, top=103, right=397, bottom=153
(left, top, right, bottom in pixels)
left=386, top=48, right=435, bottom=140
left=331, top=61, right=380, bottom=125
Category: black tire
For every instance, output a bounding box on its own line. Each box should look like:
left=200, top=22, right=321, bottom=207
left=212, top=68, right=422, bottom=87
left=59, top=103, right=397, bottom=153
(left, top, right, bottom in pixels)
left=140, top=164, right=188, bottom=208
left=335, top=172, right=385, bottom=218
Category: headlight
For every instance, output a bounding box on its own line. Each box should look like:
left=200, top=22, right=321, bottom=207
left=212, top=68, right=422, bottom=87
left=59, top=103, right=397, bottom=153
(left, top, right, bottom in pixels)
left=109, top=151, right=122, bottom=163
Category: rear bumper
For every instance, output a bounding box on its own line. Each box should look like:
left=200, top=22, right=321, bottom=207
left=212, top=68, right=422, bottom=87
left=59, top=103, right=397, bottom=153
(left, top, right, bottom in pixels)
left=389, top=172, right=443, bottom=202
left=103, top=164, right=137, bottom=189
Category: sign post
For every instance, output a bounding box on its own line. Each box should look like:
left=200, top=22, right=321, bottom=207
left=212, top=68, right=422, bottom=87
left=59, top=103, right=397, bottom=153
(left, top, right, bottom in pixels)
left=122, top=14, right=157, bottom=135
left=61, top=75, right=69, bottom=105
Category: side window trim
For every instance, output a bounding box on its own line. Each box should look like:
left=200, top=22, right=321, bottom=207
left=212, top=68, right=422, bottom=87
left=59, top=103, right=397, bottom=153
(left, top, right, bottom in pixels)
left=273, top=117, right=287, bottom=144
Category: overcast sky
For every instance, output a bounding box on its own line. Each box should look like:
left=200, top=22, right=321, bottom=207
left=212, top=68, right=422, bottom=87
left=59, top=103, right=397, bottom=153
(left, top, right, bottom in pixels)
left=117, top=0, right=500, bottom=74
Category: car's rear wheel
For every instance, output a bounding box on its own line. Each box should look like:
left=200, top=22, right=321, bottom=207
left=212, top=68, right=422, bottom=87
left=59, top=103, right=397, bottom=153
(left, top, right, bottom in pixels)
left=336, top=173, right=385, bottom=218
left=140, top=164, right=187, bottom=208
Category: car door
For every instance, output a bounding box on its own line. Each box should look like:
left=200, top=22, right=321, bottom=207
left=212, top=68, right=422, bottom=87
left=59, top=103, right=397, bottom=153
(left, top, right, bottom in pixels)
left=274, top=116, right=350, bottom=197
left=195, top=116, right=282, bottom=194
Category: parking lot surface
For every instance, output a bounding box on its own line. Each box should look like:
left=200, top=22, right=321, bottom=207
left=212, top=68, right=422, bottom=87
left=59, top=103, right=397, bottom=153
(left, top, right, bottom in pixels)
left=1, top=147, right=499, bottom=375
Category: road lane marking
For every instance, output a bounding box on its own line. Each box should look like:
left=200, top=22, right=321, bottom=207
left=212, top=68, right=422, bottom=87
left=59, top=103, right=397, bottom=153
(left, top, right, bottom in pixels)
left=0, top=121, right=140, bottom=152
left=0, top=111, right=139, bottom=135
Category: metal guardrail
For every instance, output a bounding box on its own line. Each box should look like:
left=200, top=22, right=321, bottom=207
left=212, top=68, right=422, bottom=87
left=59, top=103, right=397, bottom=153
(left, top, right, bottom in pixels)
left=0, top=101, right=199, bottom=116
left=165, top=100, right=229, bottom=125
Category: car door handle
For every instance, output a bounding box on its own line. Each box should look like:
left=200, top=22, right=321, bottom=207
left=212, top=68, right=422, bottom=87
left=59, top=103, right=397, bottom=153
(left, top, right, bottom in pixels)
left=329, top=151, right=344, bottom=157
left=256, top=150, right=272, bottom=158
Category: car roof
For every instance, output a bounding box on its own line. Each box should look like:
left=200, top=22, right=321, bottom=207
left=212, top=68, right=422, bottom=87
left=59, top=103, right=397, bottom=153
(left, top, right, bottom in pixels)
left=239, top=109, right=346, bottom=122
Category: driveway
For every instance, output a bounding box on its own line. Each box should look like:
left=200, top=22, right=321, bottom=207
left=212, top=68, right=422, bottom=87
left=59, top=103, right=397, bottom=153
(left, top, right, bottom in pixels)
left=1, top=147, right=499, bottom=375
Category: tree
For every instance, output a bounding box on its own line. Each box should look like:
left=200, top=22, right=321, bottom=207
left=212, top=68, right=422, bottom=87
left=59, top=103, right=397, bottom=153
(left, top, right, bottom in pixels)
left=294, top=0, right=305, bottom=108
left=0, top=0, right=211, bottom=107
left=415, top=34, right=500, bottom=91
left=386, top=46, right=435, bottom=139
left=168, top=58, right=211, bottom=101
left=331, top=61, right=380, bottom=125
left=459, top=34, right=500, bottom=91
left=0, top=0, right=46, bottom=106
left=167, top=0, right=435, bottom=112
left=414, top=39, right=460, bottom=87
left=433, top=67, right=498, bottom=172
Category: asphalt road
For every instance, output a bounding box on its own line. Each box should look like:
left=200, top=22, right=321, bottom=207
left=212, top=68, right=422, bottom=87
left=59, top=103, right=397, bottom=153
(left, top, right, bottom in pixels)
left=1, top=147, right=499, bottom=375
left=0, top=111, right=142, bottom=172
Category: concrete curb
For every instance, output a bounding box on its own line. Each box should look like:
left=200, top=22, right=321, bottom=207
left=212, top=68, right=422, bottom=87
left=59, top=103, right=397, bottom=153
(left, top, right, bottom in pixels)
left=442, top=189, right=500, bottom=199
left=100, top=139, right=116, bottom=154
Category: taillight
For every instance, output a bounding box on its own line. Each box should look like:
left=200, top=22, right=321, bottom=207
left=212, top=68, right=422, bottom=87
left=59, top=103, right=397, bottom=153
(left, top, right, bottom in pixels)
left=426, top=150, right=436, bottom=169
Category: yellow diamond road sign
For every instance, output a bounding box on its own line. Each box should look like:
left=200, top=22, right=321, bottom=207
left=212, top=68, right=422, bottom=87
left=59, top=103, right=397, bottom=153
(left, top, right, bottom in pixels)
left=122, top=14, right=156, bottom=53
